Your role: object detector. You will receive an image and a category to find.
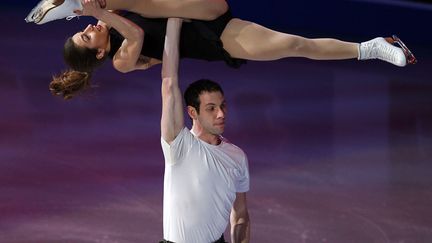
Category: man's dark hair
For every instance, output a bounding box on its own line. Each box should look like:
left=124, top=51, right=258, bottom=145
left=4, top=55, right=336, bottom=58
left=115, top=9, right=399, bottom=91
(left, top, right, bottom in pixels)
left=184, top=79, right=224, bottom=113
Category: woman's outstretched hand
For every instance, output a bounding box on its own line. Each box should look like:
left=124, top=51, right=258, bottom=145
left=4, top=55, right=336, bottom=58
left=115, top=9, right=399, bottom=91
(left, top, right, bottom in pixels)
left=97, top=0, right=106, bottom=8
left=74, top=0, right=106, bottom=17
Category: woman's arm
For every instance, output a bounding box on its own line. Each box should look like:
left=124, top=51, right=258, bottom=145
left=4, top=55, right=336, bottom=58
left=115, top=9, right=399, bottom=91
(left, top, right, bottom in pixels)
left=78, top=0, right=144, bottom=73
left=135, top=56, right=162, bottom=70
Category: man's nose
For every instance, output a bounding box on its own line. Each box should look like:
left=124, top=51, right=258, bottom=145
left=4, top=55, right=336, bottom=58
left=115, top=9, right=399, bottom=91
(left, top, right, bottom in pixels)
left=216, top=108, right=225, bottom=119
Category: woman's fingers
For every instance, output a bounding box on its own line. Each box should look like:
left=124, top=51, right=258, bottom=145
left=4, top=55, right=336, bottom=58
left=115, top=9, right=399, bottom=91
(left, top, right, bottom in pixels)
left=79, top=0, right=103, bottom=16
left=97, top=0, right=106, bottom=8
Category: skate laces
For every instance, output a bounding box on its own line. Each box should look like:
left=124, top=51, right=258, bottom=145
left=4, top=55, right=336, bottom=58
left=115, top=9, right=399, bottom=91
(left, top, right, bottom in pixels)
left=374, top=39, right=398, bottom=63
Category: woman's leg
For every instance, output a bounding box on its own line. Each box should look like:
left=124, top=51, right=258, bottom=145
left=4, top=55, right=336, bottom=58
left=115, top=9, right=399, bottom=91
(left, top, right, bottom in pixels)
left=221, top=19, right=359, bottom=61
left=26, top=0, right=227, bottom=24
left=107, top=0, right=228, bottom=20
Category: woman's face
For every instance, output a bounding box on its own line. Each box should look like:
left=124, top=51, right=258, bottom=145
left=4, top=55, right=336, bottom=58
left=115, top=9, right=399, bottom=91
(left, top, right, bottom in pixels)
left=72, top=24, right=109, bottom=50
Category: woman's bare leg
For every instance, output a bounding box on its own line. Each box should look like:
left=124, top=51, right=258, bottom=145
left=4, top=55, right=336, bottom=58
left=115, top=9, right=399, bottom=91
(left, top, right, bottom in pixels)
left=221, top=19, right=359, bottom=61
left=106, top=0, right=228, bottom=20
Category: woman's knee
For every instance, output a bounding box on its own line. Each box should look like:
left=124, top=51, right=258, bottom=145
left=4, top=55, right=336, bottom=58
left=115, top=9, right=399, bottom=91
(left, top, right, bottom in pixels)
left=288, top=36, right=314, bottom=57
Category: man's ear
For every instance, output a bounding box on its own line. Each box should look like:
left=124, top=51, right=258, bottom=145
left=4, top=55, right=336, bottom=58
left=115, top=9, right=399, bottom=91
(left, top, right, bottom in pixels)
left=187, top=106, right=198, bottom=120
left=96, top=48, right=106, bottom=60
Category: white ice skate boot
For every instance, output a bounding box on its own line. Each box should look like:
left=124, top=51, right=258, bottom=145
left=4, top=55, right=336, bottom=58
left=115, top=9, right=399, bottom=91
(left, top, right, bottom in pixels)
left=358, top=35, right=417, bottom=67
left=25, top=0, right=82, bottom=25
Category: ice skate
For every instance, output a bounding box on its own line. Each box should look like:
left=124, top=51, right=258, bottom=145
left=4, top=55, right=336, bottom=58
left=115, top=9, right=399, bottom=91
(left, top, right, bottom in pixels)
left=359, top=36, right=416, bottom=67
left=25, top=0, right=82, bottom=25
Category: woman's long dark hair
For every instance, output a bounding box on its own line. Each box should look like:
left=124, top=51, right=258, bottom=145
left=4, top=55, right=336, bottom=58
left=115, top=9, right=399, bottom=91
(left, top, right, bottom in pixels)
left=50, top=37, right=108, bottom=100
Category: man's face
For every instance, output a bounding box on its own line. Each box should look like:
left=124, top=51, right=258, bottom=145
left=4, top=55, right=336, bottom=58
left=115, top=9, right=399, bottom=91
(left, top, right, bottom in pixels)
left=195, top=91, right=227, bottom=136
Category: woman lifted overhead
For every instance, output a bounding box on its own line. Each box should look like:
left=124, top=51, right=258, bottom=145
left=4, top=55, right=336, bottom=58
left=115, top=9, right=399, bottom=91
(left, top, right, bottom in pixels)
left=25, top=0, right=416, bottom=99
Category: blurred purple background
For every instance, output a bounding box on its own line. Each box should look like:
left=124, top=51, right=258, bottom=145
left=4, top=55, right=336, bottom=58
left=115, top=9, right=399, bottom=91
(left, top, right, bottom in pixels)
left=1, top=1, right=431, bottom=242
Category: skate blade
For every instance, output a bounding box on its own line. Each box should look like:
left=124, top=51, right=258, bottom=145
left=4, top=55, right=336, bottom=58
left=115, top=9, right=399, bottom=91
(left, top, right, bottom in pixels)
left=391, top=35, right=417, bottom=65
left=25, top=0, right=64, bottom=24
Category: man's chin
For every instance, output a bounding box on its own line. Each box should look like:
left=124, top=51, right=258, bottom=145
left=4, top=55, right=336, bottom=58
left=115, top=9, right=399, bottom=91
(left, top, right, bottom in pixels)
left=214, top=127, right=224, bottom=135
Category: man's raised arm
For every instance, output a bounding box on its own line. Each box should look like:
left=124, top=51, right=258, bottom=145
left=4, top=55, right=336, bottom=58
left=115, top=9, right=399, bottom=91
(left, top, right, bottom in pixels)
left=161, top=18, right=184, bottom=144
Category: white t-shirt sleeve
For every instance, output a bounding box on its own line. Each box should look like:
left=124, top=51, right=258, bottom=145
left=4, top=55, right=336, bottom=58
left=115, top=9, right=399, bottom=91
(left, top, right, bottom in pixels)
left=161, top=127, right=195, bottom=165
left=235, top=154, right=250, bottom=193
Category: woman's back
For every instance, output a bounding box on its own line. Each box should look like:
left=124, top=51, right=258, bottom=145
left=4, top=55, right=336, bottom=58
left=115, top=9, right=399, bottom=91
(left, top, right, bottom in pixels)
left=108, top=11, right=246, bottom=68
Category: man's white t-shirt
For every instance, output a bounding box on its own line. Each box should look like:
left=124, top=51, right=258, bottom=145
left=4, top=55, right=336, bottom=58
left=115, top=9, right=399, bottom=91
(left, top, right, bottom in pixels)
left=161, top=127, right=249, bottom=243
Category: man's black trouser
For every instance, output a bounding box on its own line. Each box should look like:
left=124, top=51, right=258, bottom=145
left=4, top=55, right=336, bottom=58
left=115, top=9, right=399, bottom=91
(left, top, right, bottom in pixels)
left=159, top=234, right=227, bottom=243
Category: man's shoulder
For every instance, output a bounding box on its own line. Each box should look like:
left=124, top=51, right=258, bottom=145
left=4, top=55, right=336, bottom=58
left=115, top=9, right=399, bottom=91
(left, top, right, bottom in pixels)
left=220, top=137, right=246, bottom=157
left=161, top=127, right=195, bottom=148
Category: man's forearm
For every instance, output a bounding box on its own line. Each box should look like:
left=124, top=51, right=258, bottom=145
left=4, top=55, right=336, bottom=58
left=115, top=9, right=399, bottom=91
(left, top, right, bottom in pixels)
left=231, top=220, right=250, bottom=243
left=162, top=18, right=182, bottom=79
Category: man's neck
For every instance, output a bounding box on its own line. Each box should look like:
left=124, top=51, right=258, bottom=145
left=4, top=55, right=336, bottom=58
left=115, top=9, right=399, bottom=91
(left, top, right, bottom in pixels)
left=191, top=126, right=221, bottom=145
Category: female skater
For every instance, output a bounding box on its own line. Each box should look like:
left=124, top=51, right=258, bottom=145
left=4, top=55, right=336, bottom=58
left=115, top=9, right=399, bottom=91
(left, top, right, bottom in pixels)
left=49, top=0, right=416, bottom=99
